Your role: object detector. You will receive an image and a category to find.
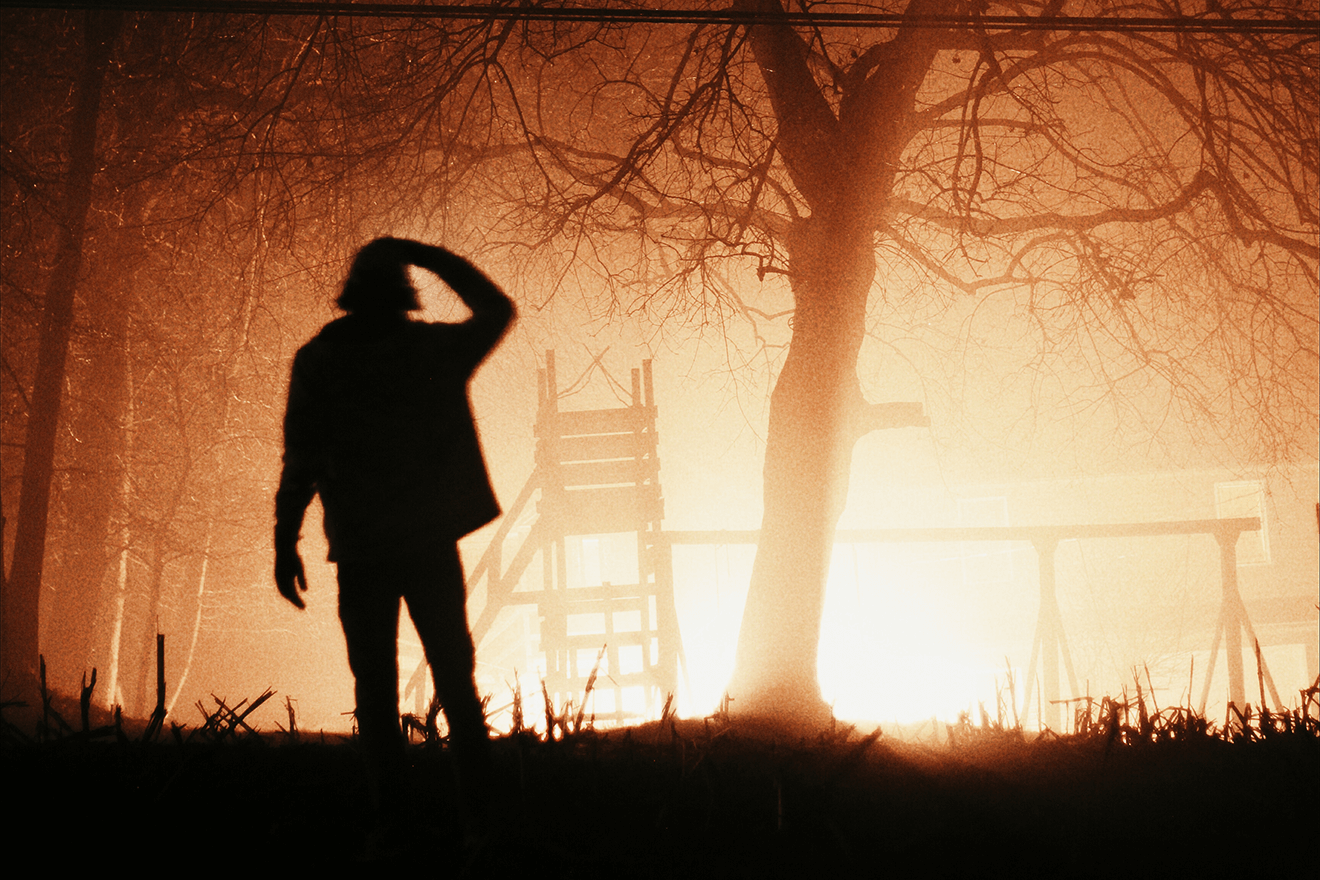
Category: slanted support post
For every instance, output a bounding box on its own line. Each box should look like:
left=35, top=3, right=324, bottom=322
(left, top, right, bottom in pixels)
left=1022, top=531, right=1079, bottom=731
left=1201, top=525, right=1246, bottom=713
left=1197, top=521, right=1282, bottom=716
left=1219, top=525, right=1246, bottom=712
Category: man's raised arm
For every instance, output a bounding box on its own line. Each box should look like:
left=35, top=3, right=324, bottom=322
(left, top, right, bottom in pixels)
left=401, top=241, right=515, bottom=357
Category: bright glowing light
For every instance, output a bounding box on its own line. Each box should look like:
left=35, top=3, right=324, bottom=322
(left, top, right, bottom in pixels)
left=670, top=544, right=755, bottom=716
left=816, top=542, right=1009, bottom=725
left=671, top=541, right=1012, bottom=726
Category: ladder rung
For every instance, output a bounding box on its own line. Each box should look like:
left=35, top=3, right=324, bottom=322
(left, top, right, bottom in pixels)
left=546, top=633, right=656, bottom=651
left=542, top=432, right=655, bottom=464
left=559, top=581, right=648, bottom=597
left=538, top=487, right=663, bottom=533
left=557, top=458, right=657, bottom=487
left=537, top=406, right=656, bottom=436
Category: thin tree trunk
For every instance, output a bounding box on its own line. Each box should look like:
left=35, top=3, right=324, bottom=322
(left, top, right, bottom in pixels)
left=104, top=520, right=130, bottom=710
left=2, top=12, right=122, bottom=699
left=167, top=528, right=211, bottom=717
left=133, top=457, right=190, bottom=716
left=104, top=324, right=134, bottom=710
left=134, top=527, right=170, bottom=717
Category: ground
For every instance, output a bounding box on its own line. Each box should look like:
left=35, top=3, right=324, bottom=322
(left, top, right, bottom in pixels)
left=4, top=698, right=1316, bottom=876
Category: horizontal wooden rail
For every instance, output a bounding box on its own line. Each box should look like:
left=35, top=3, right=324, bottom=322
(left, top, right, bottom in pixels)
left=660, top=517, right=1260, bottom=546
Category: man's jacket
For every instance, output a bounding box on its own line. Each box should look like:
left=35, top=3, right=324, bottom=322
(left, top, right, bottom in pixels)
left=276, top=293, right=512, bottom=562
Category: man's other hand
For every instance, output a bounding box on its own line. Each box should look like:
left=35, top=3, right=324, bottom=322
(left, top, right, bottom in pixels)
left=275, top=545, right=308, bottom=609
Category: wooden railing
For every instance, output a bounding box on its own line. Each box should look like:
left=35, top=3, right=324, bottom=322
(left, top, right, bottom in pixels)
left=659, top=517, right=1266, bottom=729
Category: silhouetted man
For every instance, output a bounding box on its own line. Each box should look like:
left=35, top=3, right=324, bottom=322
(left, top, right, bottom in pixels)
left=274, top=237, right=514, bottom=828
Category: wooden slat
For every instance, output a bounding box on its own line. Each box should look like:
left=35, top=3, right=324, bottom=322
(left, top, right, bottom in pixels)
left=539, top=487, right=662, bottom=533
left=556, top=632, right=656, bottom=652
left=555, top=585, right=651, bottom=607
left=558, top=458, right=657, bottom=487
left=536, top=405, right=656, bottom=437
left=545, top=432, right=655, bottom=464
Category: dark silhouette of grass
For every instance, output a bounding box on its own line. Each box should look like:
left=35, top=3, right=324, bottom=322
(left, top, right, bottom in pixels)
left=3, top=665, right=1317, bottom=876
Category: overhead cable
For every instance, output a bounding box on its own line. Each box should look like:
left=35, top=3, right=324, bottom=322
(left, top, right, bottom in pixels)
left=2, top=1, right=1317, bottom=36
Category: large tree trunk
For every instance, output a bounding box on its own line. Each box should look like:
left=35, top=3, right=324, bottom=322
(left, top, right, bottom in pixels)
left=726, top=0, right=945, bottom=724
left=727, top=212, right=876, bottom=723
left=2, top=12, right=121, bottom=701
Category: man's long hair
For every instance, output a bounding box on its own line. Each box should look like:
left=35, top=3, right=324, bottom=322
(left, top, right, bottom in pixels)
left=336, top=237, right=421, bottom=313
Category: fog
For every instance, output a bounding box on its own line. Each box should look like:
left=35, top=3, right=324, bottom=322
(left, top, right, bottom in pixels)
left=3, top=5, right=1316, bottom=736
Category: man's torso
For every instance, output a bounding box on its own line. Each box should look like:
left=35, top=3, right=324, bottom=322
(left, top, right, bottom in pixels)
left=291, top=316, right=500, bottom=559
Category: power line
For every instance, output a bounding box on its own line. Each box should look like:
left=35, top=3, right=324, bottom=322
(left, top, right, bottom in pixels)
left=2, top=1, right=1317, bottom=36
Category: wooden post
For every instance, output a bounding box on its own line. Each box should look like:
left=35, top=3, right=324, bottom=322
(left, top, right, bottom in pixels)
left=155, top=632, right=165, bottom=719
left=1022, top=533, right=1078, bottom=731
left=1038, top=537, right=1060, bottom=730
left=1215, top=524, right=1246, bottom=710
left=544, top=350, right=558, bottom=415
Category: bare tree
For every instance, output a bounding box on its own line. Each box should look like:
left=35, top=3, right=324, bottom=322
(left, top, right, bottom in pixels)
left=2, top=10, right=122, bottom=700
left=431, top=0, right=1317, bottom=722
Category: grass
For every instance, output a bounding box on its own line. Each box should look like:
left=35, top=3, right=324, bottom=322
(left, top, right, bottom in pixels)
left=3, top=660, right=1317, bottom=876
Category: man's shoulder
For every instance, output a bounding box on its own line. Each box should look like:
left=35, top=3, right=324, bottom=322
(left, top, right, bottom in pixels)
left=296, top=315, right=352, bottom=353
left=294, top=316, right=471, bottom=374
left=299, top=314, right=419, bottom=354
left=312, top=315, right=455, bottom=339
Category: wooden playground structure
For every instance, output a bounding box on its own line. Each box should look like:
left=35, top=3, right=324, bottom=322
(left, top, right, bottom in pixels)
left=460, top=351, right=683, bottom=724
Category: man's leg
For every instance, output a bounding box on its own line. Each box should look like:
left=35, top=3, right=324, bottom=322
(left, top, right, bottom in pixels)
left=336, top=561, right=407, bottom=811
left=402, top=544, right=492, bottom=824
